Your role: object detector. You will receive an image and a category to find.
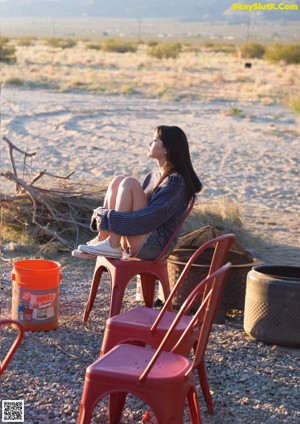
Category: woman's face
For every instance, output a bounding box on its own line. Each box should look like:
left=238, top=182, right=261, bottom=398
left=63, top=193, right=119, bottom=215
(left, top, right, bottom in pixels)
left=147, top=130, right=167, bottom=162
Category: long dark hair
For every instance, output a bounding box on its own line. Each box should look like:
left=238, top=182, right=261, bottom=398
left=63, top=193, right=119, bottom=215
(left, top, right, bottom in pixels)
left=155, top=125, right=203, bottom=198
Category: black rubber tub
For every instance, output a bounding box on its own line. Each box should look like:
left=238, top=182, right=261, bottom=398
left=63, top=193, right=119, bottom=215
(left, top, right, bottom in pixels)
left=167, top=248, right=259, bottom=323
left=244, top=265, right=300, bottom=347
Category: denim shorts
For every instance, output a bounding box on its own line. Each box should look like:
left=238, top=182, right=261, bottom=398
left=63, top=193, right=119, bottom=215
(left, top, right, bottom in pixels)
left=134, top=230, right=164, bottom=260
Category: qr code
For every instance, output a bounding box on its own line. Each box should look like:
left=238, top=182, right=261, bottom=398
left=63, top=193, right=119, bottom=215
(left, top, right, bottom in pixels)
left=2, top=400, right=24, bottom=422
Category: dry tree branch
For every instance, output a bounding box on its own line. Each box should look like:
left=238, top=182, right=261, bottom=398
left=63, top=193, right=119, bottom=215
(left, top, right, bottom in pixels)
left=2, top=170, right=39, bottom=221
left=2, top=136, right=75, bottom=186
left=1, top=137, right=104, bottom=249
left=27, top=170, right=47, bottom=186
left=0, top=193, right=29, bottom=201
left=33, top=221, right=73, bottom=249
left=2, top=136, right=37, bottom=176
left=1, top=171, right=75, bottom=248
left=2, top=136, right=37, bottom=192
left=26, top=168, right=75, bottom=185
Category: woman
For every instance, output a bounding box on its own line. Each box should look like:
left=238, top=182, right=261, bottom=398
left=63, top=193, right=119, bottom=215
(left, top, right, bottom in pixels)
left=72, top=125, right=202, bottom=260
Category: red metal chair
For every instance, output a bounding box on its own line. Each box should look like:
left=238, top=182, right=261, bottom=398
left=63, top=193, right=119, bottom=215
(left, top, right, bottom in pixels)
left=83, top=197, right=195, bottom=321
left=0, top=319, right=24, bottom=376
left=78, top=263, right=231, bottom=424
left=100, top=233, right=235, bottom=415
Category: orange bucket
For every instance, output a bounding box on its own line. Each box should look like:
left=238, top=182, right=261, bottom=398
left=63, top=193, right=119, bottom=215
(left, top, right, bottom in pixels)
left=11, top=259, right=62, bottom=331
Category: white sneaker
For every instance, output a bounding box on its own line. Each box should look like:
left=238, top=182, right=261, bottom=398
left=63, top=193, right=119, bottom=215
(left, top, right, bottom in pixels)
left=86, top=236, right=100, bottom=246
left=72, top=250, right=95, bottom=260
left=78, top=239, right=122, bottom=259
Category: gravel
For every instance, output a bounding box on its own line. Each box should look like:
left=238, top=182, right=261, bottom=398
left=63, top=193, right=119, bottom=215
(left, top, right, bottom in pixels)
left=1, top=254, right=299, bottom=424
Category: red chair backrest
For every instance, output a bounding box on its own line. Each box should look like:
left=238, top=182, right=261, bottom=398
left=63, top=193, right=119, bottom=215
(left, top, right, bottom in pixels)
left=139, top=263, right=231, bottom=382
left=154, top=195, right=195, bottom=262
left=0, top=319, right=24, bottom=376
left=174, top=263, right=231, bottom=372
left=150, top=233, right=235, bottom=333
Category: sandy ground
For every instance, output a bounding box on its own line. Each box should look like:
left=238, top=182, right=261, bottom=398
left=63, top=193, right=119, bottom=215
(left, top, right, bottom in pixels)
left=1, top=87, right=300, bottom=423
left=1, top=87, right=299, bottom=265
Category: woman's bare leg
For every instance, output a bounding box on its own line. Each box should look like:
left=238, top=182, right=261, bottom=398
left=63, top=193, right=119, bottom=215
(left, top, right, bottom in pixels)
left=97, top=176, right=125, bottom=241
left=109, top=177, right=149, bottom=254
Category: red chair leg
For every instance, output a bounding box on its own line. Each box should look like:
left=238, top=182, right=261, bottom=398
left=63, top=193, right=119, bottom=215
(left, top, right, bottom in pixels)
left=158, top=267, right=172, bottom=309
left=187, top=387, right=201, bottom=424
left=109, top=392, right=127, bottom=423
left=83, top=266, right=106, bottom=322
left=149, top=391, right=186, bottom=424
left=78, top=380, right=101, bottom=424
left=0, top=320, right=24, bottom=376
left=197, top=358, right=213, bottom=415
left=140, top=274, right=156, bottom=307
left=109, top=278, right=128, bottom=318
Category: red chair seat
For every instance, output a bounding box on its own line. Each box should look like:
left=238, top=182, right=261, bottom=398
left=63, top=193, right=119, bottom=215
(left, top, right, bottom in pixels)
left=92, top=344, right=191, bottom=380
left=101, top=305, right=195, bottom=355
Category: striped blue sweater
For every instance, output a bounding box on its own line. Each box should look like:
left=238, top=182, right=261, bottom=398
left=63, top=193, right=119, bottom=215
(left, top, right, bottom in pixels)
left=91, top=169, right=190, bottom=249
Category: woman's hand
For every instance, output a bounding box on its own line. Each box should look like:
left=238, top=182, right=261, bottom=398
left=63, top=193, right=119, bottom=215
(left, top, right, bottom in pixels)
left=91, top=209, right=102, bottom=232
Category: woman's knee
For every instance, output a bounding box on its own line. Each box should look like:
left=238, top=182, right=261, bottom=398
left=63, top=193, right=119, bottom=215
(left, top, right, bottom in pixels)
left=119, top=177, right=147, bottom=210
left=118, top=176, right=141, bottom=190
left=108, top=175, right=126, bottom=192
left=104, top=176, right=126, bottom=208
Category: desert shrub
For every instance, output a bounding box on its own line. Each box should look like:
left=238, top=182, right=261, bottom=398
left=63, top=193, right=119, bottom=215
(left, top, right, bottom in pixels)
left=203, top=41, right=236, bottom=54
left=288, top=96, right=300, bottom=115
left=0, top=36, right=17, bottom=63
left=5, top=77, right=24, bottom=86
left=25, top=77, right=60, bottom=90
left=17, top=36, right=36, bottom=46
left=102, top=38, right=137, bottom=53
left=225, top=107, right=245, bottom=118
left=45, top=37, right=77, bottom=49
left=147, top=42, right=182, bottom=59
left=0, top=35, right=9, bottom=43
left=265, top=43, right=300, bottom=64
left=147, top=40, right=159, bottom=47
left=85, top=41, right=102, bottom=50
left=240, top=42, right=265, bottom=59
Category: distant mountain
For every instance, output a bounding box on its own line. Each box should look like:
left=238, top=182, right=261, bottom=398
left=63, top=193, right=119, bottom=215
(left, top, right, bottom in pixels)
left=0, top=0, right=299, bottom=22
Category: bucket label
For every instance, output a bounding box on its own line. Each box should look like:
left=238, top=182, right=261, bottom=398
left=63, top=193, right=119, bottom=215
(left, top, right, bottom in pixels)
left=15, top=287, right=58, bottom=325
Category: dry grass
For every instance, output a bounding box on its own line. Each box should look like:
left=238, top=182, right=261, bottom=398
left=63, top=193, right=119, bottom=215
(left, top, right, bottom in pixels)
left=1, top=39, right=299, bottom=104
left=182, top=197, right=262, bottom=249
